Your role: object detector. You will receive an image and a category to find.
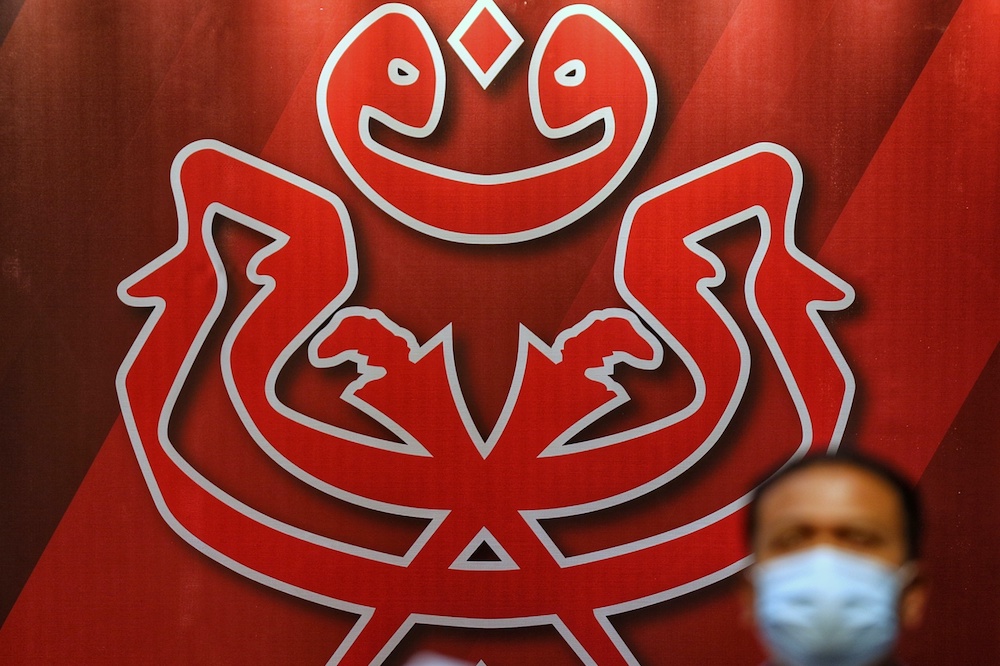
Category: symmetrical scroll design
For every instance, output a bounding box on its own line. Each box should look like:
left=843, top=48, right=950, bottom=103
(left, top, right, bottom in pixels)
left=117, top=4, right=854, bottom=664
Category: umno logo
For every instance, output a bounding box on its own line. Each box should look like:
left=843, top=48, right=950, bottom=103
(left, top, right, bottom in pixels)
left=116, top=2, right=854, bottom=664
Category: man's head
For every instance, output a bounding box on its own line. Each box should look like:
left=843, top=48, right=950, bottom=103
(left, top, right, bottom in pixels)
left=748, top=453, right=922, bottom=565
left=743, top=453, right=928, bottom=666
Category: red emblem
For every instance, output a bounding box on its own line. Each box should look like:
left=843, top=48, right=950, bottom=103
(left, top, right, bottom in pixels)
left=117, top=3, right=854, bottom=663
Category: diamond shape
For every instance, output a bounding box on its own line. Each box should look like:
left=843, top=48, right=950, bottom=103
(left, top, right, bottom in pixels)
left=448, top=0, right=523, bottom=89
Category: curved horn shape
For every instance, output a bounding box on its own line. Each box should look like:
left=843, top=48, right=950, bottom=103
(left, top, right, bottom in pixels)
left=115, top=140, right=414, bottom=612
left=518, top=143, right=855, bottom=564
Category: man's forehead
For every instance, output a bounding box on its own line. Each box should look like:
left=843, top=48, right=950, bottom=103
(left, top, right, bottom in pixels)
left=757, top=463, right=906, bottom=526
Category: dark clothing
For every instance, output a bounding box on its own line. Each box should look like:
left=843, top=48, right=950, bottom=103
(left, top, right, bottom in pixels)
left=760, top=661, right=905, bottom=666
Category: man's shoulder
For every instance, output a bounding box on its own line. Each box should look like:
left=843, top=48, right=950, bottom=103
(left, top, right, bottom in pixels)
left=759, top=661, right=906, bottom=666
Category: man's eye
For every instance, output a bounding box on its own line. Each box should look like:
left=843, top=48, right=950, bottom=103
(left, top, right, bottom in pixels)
left=770, top=528, right=811, bottom=551
left=839, top=528, right=884, bottom=548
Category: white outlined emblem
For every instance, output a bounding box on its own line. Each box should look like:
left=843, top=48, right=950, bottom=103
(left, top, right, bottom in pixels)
left=117, top=3, right=855, bottom=663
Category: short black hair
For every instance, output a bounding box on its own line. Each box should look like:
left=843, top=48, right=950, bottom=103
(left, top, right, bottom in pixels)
left=746, top=451, right=923, bottom=560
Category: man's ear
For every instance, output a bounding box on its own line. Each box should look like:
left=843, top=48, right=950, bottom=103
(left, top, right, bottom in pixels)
left=900, top=562, right=928, bottom=630
left=738, top=568, right=757, bottom=627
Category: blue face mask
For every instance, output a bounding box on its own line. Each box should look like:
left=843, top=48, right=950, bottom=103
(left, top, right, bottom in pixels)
left=751, top=546, right=911, bottom=666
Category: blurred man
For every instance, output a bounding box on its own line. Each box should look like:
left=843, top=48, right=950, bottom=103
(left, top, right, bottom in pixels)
left=743, top=453, right=928, bottom=666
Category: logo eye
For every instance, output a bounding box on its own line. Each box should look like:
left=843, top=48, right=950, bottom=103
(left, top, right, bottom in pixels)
left=388, top=58, right=419, bottom=86
left=554, top=59, right=586, bottom=87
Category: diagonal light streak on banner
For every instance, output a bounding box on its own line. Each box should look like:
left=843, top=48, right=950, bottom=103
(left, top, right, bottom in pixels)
left=646, top=0, right=838, bottom=178
left=0, top=0, right=213, bottom=625
left=818, top=0, right=1000, bottom=481
left=554, top=0, right=834, bottom=337
left=1, top=1, right=996, bottom=663
left=555, top=0, right=960, bottom=335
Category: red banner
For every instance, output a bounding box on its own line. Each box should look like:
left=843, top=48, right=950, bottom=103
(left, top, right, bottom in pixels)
left=1, top=1, right=997, bottom=664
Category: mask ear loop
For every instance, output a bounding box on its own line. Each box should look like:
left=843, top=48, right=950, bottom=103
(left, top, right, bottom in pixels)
left=895, top=560, right=923, bottom=621
left=896, top=562, right=918, bottom=588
